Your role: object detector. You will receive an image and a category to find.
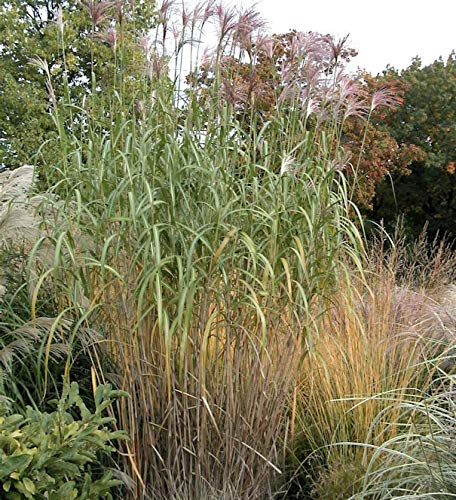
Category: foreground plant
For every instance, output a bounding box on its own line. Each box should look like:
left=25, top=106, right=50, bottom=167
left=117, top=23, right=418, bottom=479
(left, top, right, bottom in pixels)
left=0, top=382, right=127, bottom=499
left=355, top=377, right=456, bottom=498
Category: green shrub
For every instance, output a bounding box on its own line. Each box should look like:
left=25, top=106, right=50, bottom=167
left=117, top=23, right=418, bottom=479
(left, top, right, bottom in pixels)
left=0, top=381, right=127, bottom=499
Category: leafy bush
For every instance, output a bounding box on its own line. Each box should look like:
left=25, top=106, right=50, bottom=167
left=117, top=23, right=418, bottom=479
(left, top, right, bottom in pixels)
left=0, top=381, right=127, bottom=499
left=371, top=54, right=456, bottom=241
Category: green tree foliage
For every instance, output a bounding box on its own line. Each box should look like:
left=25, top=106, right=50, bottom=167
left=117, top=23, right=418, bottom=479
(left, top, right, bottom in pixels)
left=0, top=0, right=155, bottom=168
left=372, top=54, right=456, bottom=239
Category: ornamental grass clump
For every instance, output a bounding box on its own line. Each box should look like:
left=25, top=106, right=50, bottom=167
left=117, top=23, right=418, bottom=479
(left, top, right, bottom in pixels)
left=353, top=237, right=456, bottom=499
left=356, top=371, right=456, bottom=498
left=18, top=0, right=403, bottom=497
left=289, top=234, right=456, bottom=498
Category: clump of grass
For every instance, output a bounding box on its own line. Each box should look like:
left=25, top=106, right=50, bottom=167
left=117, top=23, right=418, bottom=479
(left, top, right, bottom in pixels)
left=8, top=0, right=407, bottom=497
left=0, top=241, right=109, bottom=416
left=355, top=376, right=456, bottom=498
left=350, top=235, right=456, bottom=499
left=290, top=233, right=456, bottom=497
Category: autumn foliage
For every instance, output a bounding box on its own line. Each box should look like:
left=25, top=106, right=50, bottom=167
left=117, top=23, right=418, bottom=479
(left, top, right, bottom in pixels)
left=188, top=30, right=424, bottom=210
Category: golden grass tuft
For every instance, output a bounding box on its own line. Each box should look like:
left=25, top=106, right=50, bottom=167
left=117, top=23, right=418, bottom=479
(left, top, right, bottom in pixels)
left=292, top=235, right=456, bottom=497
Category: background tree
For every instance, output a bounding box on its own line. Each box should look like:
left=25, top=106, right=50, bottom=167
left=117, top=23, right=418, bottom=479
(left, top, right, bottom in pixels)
left=371, top=54, right=456, bottom=240
left=0, top=0, right=155, bottom=169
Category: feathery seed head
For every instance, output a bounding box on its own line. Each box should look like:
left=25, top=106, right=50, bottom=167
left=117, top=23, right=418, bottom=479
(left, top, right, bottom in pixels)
left=96, top=26, right=118, bottom=49
left=343, top=95, right=369, bottom=119
left=54, top=6, right=65, bottom=35
left=139, top=31, right=154, bottom=57
left=158, top=0, right=175, bottom=22
left=147, top=53, right=168, bottom=80
left=370, top=87, right=401, bottom=111
left=214, top=3, right=237, bottom=39
left=255, top=34, right=274, bottom=59
left=234, top=8, right=265, bottom=52
left=280, top=154, right=296, bottom=176
left=81, top=0, right=113, bottom=26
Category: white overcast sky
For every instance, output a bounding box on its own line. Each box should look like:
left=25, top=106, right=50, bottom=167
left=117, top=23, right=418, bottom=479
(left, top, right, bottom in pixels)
left=252, top=0, right=456, bottom=74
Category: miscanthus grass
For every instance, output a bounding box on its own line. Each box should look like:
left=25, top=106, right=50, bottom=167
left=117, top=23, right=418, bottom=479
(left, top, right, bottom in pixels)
left=2, top=1, right=406, bottom=498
